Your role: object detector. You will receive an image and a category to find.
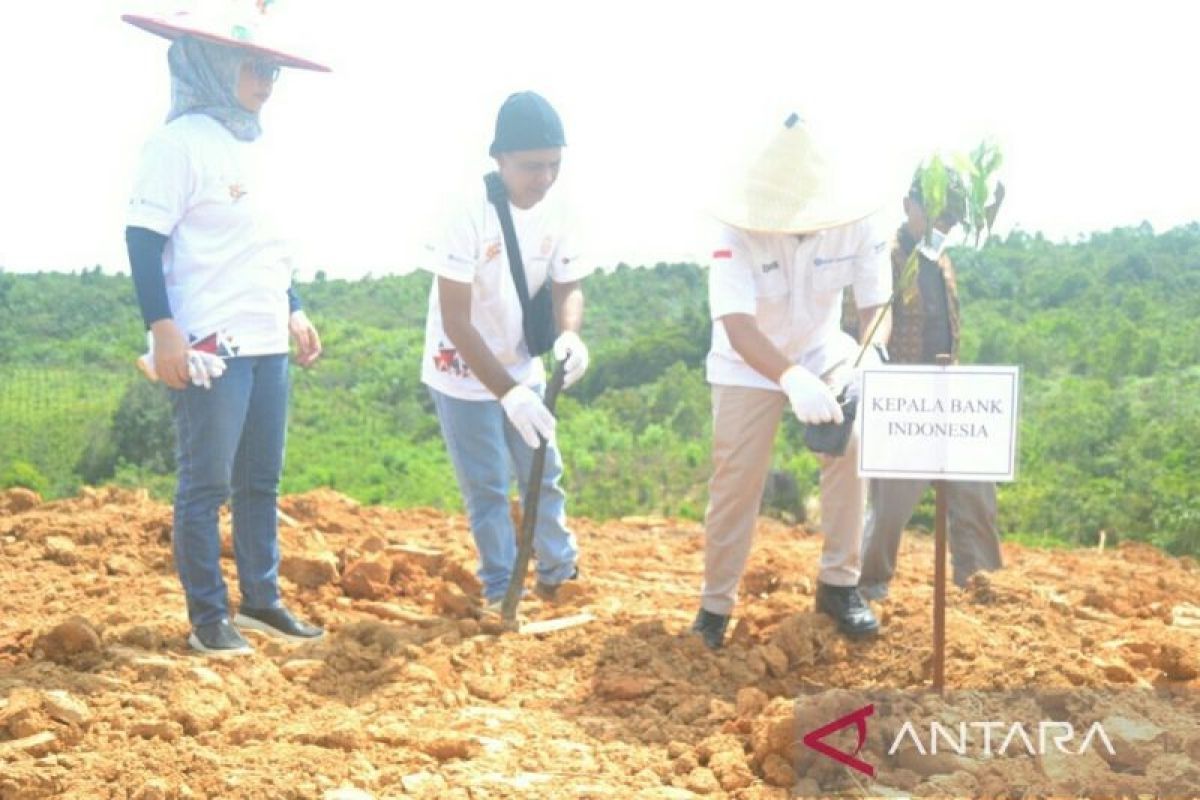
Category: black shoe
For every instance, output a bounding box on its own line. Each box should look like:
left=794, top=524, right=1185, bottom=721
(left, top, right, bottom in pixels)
left=815, top=582, right=880, bottom=639
left=535, top=567, right=579, bottom=602
left=857, top=581, right=889, bottom=602
left=234, top=606, right=324, bottom=643
left=690, top=607, right=731, bottom=650
left=188, top=619, right=254, bottom=656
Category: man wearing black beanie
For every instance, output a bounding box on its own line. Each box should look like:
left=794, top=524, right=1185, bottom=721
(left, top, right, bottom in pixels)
left=419, top=92, right=590, bottom=610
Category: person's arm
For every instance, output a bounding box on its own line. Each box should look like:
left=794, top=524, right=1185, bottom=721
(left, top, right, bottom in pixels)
left=438, top=277, right=519, bottom=399
left=434, top=195, right=529, bottom=399
left=285, top=282, right=321, bottom=367
left=710, top=230, right=840, bottom=424
left=288, top=310, right=321, bottom=368
left=439, top=276, right=555, bottom=448
left=721, top=312, right=841, bottom=424
left=857, top=303, right=891, bottom=353
left=126, top=226, right=190, bottom=389
left=128, top=227, right=170, bottom=328
left=552, top=279, right=583, bottom=334
left=852, top=215, right=895, bottom=363
left=709, top=230, right=790, bottom=383
left=720, top=313, right=792, bottom=383
left=550, top=278, right=589, bottom=388
left=127, top=132, right=196, bottom=389
left=545, top=210, right=593, bottom=388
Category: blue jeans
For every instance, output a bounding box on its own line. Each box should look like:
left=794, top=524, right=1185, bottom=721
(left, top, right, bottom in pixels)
left=170, top=355, right=288, bottom=627
left=429, top=387, right=578, bottom=601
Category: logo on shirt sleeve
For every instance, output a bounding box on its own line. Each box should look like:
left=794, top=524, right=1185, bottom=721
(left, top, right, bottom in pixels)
left=229, top=183, right=247, bottom=202
left=129, top=197, right=172, bottom=214
left=712, top=249, right=733, bottom=259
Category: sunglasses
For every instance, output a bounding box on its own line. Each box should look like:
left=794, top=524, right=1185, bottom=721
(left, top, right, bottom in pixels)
left=246, top=59, right=282, bottom=83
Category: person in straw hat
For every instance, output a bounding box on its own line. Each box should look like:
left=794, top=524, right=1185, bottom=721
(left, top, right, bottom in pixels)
left=692, top=113, right=892, bottom=648
left=123, top=0, right=328, bottom=656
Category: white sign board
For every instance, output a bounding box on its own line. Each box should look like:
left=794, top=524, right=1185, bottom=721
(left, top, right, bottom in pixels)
left=858, top=365, right=1020, bottom=482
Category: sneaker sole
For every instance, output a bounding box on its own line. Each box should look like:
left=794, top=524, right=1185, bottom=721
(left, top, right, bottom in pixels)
left=187, top=632, right=253, bottom=657
left=233, top=613, right=326, bottom=644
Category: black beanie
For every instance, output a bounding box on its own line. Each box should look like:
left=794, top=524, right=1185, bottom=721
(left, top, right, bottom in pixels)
left=488, top=91, right=566, bottom=157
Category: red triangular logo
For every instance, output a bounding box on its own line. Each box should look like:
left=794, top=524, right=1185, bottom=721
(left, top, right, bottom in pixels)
left=801, top=703, right=875, bottom=777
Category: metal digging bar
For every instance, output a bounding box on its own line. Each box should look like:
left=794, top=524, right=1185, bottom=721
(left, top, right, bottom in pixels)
left=500, top=359, right=568, bottom=631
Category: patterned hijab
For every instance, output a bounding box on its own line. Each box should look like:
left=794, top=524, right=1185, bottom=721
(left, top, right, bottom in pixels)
left=166, top=36, right=262, bottom=142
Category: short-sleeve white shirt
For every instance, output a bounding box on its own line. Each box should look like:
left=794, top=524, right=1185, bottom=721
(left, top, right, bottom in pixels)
left=421, top=185, right=590, bottom=401
left=706, top=214, right=891, bottom=390
left=126, top=114, right=291, bottom=356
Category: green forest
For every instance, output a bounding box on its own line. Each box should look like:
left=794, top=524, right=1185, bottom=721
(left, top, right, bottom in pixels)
left=1, top=222, right=1197, bottom=556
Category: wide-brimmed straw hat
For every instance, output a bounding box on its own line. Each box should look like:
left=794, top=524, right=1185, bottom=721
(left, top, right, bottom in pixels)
left=122, top=0, right=330, bottom=72
left=712, top=113, right=881, bottom=234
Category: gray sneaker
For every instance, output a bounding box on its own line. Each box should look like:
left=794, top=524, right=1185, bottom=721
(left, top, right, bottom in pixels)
left=234, top=606, right=324, bottom=643
left=188, top=619, right=253, bottom=656
left=534, top=567, right=579, bottom=602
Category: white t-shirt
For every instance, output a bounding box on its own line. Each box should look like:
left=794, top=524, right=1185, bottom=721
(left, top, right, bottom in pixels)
left=706, top=215, right=891, bottom=390
left=126, top=114, right=292, bottom=357
left=421, top=185, right=590, bottom=401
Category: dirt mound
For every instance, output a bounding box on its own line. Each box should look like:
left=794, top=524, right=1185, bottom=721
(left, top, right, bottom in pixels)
left=1, top=489, right=1198, bottom=798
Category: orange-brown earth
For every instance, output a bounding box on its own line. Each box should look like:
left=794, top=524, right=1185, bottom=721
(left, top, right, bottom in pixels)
left=1, top=486, right=1198, bottom=799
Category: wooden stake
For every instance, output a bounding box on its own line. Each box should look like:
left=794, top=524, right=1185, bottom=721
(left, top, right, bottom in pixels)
left=932, top=353, right=951, bottom=694
left=932, top=479, right=948, bottom=694
left=519, top=613, right=595, bottom=636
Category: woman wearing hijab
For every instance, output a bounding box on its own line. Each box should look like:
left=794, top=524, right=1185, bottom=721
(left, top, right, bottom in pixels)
left=123, top=3, right=328, bottom=655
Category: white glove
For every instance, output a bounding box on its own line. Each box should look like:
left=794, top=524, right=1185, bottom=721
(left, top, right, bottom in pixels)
left=553, top=331, right=590, bottom=389
left=780, top=365, right=843, bottom=425
left=186, top=351, right=227, bottom=390
left=500, top=385, right=557, bottom=449
left=845, top=343, right=887, bottom=403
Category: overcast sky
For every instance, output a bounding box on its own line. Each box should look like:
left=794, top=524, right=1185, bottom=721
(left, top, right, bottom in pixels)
left=1, top=0, right=1197, bottom=278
